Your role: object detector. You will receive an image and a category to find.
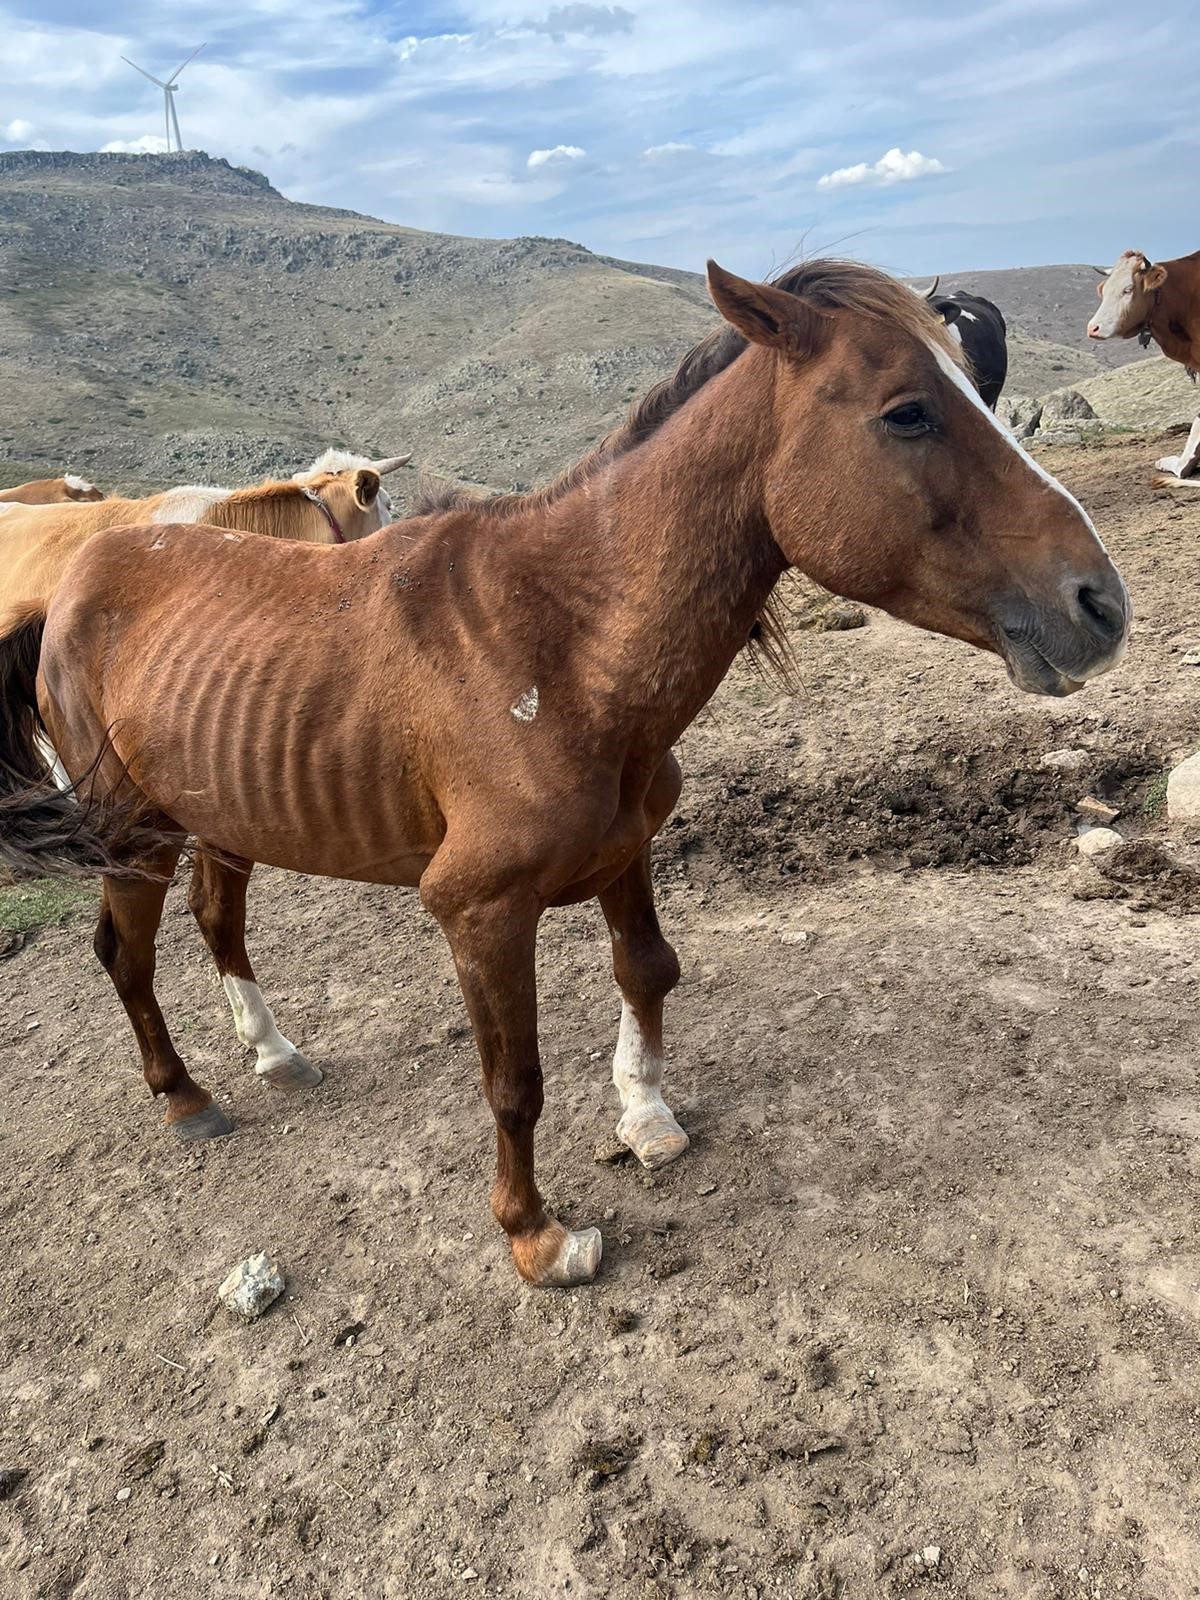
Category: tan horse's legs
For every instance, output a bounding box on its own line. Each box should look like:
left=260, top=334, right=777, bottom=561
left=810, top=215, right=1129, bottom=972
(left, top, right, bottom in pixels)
left=187, top=853, right=322, bottom=1090
left=599, top=844, right=688, bottom=1169
left=93, top=849, right=233, bottom=1141
left=422, top=875, right=601, bottom=1287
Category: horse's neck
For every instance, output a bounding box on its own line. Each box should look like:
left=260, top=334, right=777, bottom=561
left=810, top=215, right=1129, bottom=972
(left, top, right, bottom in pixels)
left=548, top=354, right=787, bottom=741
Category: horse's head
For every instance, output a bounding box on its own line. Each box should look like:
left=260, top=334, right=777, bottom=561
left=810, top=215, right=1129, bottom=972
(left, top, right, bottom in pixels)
left=707, top=260, right=1129, bottom=696
left=308, top=467, right=392, bottom=541
left=1087, top=251, right=1166, bottom=341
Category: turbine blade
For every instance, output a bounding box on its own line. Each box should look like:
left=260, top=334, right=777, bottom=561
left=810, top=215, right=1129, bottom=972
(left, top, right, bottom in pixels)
left=121, top=55, right=168, bottom=89
left=166, top=43, right=205, bottom=84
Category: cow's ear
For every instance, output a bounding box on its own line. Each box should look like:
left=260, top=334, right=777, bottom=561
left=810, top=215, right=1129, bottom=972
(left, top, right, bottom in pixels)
left=1096, top=282, right=1106, bottom=300
left=936, top=300, right=963, bottom=327
left=354, top=468, right=381, bottom=508
left=1144, top=263, right=1168, bottom=291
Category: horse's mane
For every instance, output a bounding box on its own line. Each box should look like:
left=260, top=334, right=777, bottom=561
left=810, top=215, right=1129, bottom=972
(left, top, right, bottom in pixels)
left=413, top=258, right=961, bottom=523
left=410, top=258, right=960, bottom=686
left=206, top=478, right=329, bottom=540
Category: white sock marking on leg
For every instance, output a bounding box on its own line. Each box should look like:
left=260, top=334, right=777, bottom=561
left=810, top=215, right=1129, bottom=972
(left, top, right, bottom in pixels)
left=222, top=976, right=299, bottom=1077
left=613, top=1000, right=669, bottom=1121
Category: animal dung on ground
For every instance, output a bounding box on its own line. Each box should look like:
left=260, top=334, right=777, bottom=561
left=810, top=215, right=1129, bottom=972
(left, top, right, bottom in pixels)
left=218, top=1253, right=285, bottom=1320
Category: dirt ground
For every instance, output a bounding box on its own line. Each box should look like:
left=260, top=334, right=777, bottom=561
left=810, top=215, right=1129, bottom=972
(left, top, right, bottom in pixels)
left=2, top=435, right=1200, bottom=1600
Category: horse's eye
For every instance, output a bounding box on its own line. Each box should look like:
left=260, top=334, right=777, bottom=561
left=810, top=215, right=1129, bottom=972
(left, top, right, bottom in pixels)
left=883, top=402, right=933, bottom=437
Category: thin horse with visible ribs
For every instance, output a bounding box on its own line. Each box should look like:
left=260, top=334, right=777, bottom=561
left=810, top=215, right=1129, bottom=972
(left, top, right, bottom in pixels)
left=0, top=259, right=1130, bottom=1288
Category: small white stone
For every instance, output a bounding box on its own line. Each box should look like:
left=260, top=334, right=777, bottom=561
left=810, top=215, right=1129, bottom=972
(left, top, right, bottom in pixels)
left=460, top=1568, right=479, bottom=1581
left=922, top=1545, right=941, bottom=1569
left=218, top=1253, right=285, bottom=1321
left=115, top=1487, right=132, bottom=1503
left=1076, top=828, right=1123, bottom=858
left=1040, top=748, right=1089, bottom=773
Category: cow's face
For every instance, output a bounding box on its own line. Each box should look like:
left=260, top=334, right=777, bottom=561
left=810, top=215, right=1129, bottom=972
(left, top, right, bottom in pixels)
left=1088, top=252, right=1167, bottom=340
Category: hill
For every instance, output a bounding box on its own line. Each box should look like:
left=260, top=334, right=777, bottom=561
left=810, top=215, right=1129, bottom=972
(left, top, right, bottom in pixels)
left=0, top=150, right=1168, bottom=496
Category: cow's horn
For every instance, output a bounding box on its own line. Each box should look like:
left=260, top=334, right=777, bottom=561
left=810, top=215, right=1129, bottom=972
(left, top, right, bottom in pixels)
left=372, top=454, right=413, bottom=474
left=1092, top=265, right=1109, bottom=276
left=922, top=275, right=940, bottom=299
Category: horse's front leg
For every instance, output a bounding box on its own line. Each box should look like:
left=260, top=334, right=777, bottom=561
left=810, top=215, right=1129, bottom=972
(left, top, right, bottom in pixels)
left=422, top=870, right=602, bottom=1287
left=598, top=843, right=689, bottom=1169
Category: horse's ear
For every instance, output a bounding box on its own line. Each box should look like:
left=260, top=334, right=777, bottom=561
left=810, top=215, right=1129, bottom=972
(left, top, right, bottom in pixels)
left=354, top=468, right=381, bottom=508
left=1144, top=263, right=1168, bottom=291
left=706, top=261, right=830, bottom=358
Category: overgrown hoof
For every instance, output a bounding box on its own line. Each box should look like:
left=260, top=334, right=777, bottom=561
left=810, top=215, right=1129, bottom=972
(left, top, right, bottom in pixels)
left=172, top=1103, right=235, bottom=1142
left=259, top=1051, right=324, bottom=1091
left=514, top=1223, right=603, bottom=1288
left=617, top=1107, right=690, bottom=1170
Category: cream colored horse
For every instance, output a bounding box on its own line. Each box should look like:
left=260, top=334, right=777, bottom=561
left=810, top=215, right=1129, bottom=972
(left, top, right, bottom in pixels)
left=0, top=452, right=411, bottom=632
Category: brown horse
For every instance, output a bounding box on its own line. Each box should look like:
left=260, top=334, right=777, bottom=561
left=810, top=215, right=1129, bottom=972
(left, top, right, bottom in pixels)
left=0, top=462, right=406, bottom=634
left=0, top=474, right=106, bottom=505
left=0, top=259, right=1130, bottom=1289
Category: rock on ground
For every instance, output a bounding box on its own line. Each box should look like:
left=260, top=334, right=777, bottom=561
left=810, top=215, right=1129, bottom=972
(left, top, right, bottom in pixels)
left=218, top=1253, right=285, bottom=1320
left=1076, top=827, right=1124, bottom=858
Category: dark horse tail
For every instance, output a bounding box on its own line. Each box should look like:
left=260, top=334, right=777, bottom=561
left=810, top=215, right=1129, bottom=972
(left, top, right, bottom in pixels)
left=0, top=607, right=156, bottom=878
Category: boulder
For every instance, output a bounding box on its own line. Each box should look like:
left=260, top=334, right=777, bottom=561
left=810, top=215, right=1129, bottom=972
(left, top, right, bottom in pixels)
left=1167, top=752, right=1200, bottom=834
left=996, top=395, right=1042, bottom=438
left=1036, top=387, right=1103, bottom=444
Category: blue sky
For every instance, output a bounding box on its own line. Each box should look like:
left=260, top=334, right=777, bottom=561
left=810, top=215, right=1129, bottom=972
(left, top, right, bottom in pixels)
left=1, top=0, right=1195, bottom=278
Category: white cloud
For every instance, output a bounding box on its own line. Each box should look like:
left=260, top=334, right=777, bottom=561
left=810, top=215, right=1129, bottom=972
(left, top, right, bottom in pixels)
left=101, top=135, right=171, bottom=155
left=817, top=147, right=947, bottom=190
left=642, top=141, right=694, bottom=158
left=527, top=143, right=587, bottom=169
left=2, top=119, right=36, bottom=143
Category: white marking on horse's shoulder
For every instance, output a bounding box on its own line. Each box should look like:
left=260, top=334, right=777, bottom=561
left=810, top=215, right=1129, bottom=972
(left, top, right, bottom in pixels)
left=64, top=473, right=94, bottom=492
left=511, top=686, right=539, bottom=723
left=927, top=340, right=1106, bottom=546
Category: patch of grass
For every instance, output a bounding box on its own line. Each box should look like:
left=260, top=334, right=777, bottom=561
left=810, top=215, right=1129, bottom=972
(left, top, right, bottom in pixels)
left=1143, top=771, right=1171, bottom=818
left=0, top=879, right=97, bottom=935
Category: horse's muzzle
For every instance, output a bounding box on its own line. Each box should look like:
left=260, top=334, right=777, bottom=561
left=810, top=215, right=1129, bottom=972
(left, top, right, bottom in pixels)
left=994, top=577, right=1131, bottom=697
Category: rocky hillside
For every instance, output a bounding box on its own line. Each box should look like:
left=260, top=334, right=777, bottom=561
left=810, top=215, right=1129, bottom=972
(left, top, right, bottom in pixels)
left=0, top=151, right=1168, bottom=497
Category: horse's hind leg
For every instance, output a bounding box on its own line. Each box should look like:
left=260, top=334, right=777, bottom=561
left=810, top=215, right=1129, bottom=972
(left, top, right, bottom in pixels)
left=598, top=843, right=689, bottom=1170
left=94, top=849, right=233, bottom=1141
left=187, top=851, right=322, bottom=1090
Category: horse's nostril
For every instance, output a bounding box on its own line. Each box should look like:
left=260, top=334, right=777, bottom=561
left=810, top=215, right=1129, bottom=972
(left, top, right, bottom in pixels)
left=1077, top=584, right=1125, bottom=643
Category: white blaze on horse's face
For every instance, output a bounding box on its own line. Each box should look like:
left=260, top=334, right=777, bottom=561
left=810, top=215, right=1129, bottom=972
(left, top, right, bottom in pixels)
left=1088, top=253, right=1164, bottom=340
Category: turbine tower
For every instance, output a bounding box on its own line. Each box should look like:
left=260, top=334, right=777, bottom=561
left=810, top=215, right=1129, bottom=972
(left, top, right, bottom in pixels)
left=120, top=45, right=205, bottom=153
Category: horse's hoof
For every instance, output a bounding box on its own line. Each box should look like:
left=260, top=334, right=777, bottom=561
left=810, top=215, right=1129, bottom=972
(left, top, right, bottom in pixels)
left=172, top=1104, right=235, bottom=1142
left=538, top=1226, right=603, bottom=1288
left=617, top=1107, right=690, bottom=1170
left=259, top=1051, right=324, bottom=1091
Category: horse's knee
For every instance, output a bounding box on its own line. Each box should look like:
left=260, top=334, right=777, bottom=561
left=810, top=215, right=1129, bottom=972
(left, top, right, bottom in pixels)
left=614, top=933, right=680, bottom=1004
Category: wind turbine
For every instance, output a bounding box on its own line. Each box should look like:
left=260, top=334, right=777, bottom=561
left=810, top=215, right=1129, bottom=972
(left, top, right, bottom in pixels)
left=120, top=45, right=205, bottom=153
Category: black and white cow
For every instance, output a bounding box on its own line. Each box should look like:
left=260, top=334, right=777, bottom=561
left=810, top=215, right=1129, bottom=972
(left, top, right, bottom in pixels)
left=918, top=280, right=1009, bottom=410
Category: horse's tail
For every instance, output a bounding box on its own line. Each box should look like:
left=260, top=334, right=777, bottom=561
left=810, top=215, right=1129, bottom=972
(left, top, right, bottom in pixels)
left=0, top=606, right=158, bottom=878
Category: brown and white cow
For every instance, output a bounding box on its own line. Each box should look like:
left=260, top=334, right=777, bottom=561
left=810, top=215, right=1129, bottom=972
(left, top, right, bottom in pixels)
left=1088, top=249, right=1200, bottom=482
left=0, top=473, right=106, bottom=505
